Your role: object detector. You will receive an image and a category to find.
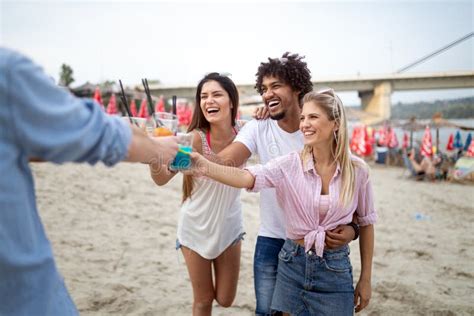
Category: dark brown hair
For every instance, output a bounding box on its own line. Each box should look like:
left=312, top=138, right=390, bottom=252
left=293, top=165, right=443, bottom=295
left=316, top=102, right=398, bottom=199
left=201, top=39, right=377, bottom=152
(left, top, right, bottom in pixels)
left=182, top=73, right=240, bottom=202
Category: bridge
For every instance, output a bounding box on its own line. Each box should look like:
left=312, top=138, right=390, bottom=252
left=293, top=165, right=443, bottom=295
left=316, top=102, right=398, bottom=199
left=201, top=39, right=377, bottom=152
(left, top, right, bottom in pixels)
left=147, top=70, right=474, bottom=123
left=147, top=33, right=473, bottom=124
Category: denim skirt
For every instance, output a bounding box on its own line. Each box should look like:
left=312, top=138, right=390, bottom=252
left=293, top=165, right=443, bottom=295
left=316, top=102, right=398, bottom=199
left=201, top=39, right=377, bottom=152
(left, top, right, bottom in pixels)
left=271, top=239, right=354, bottom=316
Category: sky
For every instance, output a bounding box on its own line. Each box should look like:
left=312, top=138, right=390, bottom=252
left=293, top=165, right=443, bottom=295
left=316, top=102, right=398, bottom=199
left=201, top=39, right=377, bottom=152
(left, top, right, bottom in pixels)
left=1, top=0, right=473, bottom=105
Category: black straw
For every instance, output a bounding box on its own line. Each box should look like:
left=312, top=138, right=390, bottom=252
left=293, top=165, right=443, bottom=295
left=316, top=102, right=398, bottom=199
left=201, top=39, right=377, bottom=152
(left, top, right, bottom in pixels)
left=172, top=95, right=177, bottom=115
left=142, top=78, right=155, bottom=116
left=118, top=80, right=134, bottom=125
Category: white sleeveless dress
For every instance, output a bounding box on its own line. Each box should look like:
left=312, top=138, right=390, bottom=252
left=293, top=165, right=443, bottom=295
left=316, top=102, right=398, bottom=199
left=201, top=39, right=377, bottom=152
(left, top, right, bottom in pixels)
left=177, top=129, right=244, bottom=259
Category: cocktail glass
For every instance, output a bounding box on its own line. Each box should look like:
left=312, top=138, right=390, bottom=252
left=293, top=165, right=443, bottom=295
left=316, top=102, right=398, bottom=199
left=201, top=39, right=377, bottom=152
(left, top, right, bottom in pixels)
left=153, top=112, right=178, bottom=137
left=169, top=132, right=194, bottom=170
left=122, top=116, right=155, bottom=136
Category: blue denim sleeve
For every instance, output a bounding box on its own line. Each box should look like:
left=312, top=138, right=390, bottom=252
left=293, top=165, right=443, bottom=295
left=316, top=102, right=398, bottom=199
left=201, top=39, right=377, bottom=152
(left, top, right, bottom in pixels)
left=4, top=50, right=131, bottom=166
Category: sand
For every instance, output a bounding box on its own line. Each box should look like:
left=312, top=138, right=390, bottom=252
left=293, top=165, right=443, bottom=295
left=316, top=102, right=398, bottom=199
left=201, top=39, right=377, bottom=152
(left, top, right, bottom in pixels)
left=31, top=162, right=473, bottom=315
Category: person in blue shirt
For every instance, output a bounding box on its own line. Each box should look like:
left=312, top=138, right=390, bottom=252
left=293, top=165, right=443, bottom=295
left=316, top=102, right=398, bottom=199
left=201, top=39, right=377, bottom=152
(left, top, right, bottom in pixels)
left=0, top=47, right=179, bottom=316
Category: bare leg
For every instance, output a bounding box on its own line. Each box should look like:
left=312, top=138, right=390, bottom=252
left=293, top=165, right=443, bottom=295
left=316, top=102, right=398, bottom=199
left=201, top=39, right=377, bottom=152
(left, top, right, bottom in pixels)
left=181, top=247, right=215, bottom=316
left=213, top=241, right=242, bottom=307
left=409, top=156, right=424, bottom=174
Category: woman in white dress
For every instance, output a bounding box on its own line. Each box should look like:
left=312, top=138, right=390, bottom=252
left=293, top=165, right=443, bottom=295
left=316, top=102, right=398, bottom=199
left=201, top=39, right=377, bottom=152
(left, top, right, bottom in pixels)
left=149, top=72, right=244, bottom=316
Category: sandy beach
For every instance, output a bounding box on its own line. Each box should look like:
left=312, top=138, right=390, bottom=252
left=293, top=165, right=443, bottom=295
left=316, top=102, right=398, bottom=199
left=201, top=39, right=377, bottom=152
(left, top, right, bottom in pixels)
left=32, top=162, right=473, bottom=315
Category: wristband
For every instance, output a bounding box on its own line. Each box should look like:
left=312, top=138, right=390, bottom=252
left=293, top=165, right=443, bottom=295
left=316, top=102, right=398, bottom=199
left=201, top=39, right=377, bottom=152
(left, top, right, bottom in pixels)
left=348, top=222, right=360, bottom=240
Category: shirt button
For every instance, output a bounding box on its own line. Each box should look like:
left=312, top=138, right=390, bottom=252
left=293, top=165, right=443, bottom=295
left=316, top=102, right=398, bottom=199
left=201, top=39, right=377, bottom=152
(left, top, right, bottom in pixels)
left=308, top=250, right=313, bottom=255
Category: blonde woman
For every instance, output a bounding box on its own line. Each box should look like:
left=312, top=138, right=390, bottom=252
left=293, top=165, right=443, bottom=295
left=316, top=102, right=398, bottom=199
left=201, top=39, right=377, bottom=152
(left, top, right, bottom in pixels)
left=150, top=73, right=244, bottom=316
left=188, top=89, right=376, bottom=315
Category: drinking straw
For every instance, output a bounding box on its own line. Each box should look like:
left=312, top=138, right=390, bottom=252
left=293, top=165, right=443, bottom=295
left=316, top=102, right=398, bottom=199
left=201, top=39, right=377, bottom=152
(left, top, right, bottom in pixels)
left=142, top=78, right=155, bottom=116
left=118, top=80, right=134, bottom=125
left=142, top=78, right=165, bottom=127
left=172, top=95, right=177, bottom=115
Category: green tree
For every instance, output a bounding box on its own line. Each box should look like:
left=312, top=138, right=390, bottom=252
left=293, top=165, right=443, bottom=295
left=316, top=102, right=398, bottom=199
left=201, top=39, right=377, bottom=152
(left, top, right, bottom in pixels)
left=59, top=63, right=74, bottom=87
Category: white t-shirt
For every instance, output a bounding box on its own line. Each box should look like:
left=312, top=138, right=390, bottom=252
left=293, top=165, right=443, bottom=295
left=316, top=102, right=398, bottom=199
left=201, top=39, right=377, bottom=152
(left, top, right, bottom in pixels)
left=234, top=119, right=303, bottom=239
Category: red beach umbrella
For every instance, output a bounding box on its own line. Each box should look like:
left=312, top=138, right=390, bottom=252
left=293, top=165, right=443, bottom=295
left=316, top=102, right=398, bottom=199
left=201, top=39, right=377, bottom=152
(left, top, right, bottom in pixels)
left=182, top=107, right=193, bottom=126
left=402, top=132, right=409, bottom=149
left=355, top=126, right=368, bottom=157
left=106, top=93, right=118, bottom=115
left=388, top=128, right=399, bottom=149
left=466, top=139, right=474, bottom=157
left=93, top=86, right=104, bottom=111
left=130, top=99, right=138, bottom=117
left=421, top=126, right=433, bottom=158
left=137, top=98, right=149, bottom=118
left=378, top=126, right=388, bottom=147
left=446, top=133, right=454, bottom=151
left=350, top=127, right=359, bottom=153
left=155, top=96, right=165, bottom=113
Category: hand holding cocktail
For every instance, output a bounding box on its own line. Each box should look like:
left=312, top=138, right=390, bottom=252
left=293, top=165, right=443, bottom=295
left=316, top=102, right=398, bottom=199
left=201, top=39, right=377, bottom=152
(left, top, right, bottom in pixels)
left=151, top=112, right=194, bottom=171
left=169, top=132, right=194, bottom=171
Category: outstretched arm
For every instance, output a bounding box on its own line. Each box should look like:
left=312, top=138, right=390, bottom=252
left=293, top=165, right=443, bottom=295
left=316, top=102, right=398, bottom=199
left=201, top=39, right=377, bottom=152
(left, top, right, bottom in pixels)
left=149, top=130, right=201, bottom=186
left=354, top=224, right=374, bottom=313
left=216, top=141, right=252, bottom=167
left=126, top=126, right=178, bottom=165
left=190, top=152, right=255, bottom=189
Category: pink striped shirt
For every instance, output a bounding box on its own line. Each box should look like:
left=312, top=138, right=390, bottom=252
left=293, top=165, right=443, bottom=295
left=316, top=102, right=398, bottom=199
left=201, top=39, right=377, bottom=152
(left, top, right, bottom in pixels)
left=246, top=151, right=377, bottom=257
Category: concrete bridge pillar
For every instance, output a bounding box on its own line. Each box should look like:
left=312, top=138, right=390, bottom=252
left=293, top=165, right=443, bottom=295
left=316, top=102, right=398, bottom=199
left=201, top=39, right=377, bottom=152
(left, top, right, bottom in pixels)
left=358, top=81, right=392, bottom=123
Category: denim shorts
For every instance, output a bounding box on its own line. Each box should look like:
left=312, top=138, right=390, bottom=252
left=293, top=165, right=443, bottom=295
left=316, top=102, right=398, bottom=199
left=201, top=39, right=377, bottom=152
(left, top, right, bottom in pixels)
left=175, top=232, right=246, bottom=250
left=271, top=239, right=354, bottom=316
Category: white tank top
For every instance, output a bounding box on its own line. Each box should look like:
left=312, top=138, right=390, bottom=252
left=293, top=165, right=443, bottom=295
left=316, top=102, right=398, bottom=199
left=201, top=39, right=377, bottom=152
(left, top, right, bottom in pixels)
left=177, top=129, right=243, bottom=259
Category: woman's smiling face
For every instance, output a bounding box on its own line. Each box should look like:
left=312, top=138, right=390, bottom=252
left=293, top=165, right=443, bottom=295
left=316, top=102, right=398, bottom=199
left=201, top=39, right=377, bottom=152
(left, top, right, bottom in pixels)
left=300, top=100, right=337, bottom=147
left=200, top=80, right=233, bottom=124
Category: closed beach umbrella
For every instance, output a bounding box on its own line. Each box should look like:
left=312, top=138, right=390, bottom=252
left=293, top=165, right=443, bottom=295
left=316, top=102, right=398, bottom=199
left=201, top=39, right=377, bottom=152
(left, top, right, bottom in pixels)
left=421, top=126, right=433, bottom=157
left=378, top=126, right=388, bottom=147
left=467, top=138, right=474, bottom=158
left=354, top=126, right=368, bottom=157
left=350, top=127, right=359, bottom=153
left=155, top=96, right=165, bottom=113
left=93, top=86, right=104, bottom=111
left=130, top=99, right=138, bottom=117
left=454, top=130, right=463, bottom=149
left=138, top=98, right=149, bottom=118
left=388, top=128, right=399, bottom=149
left=446, top=133, right=454, bottom=151
left=106, top=93, right=118, bottom=115
left=402, top=132, right=409, bottom=149
left=464, top=133, right=472, bottom=151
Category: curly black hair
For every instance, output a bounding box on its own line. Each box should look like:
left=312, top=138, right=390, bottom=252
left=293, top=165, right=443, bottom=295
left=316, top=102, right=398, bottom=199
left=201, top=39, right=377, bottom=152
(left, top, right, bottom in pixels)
left=255, top=52, right=313, bottom=102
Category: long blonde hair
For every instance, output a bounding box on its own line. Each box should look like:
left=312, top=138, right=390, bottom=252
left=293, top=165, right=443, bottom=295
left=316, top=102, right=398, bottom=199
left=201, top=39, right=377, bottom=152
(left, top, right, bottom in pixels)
left=301, top=89, right=359, bottom=208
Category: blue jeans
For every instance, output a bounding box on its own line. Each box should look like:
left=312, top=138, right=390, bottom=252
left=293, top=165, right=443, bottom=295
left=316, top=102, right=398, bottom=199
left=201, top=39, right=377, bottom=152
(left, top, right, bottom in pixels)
left=253, top=236, right=285, bottom=316
left=271, top=239, right=354, bottom=315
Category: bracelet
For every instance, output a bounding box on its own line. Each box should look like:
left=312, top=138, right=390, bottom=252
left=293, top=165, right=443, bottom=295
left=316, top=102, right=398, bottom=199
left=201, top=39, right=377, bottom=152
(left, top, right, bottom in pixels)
left=348, top=222, right=360, bottom=240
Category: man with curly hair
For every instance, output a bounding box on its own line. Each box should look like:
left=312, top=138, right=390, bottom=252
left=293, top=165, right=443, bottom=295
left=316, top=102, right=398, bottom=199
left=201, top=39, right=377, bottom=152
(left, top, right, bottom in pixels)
left=218, top=52, right=357, bottom=315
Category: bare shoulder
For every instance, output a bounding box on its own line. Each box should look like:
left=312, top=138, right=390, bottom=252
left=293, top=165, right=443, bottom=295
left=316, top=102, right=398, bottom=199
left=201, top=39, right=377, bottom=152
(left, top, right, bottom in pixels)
left=191, top=130, right=203, bottom=154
